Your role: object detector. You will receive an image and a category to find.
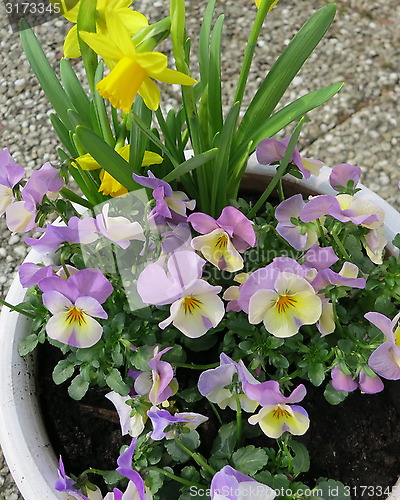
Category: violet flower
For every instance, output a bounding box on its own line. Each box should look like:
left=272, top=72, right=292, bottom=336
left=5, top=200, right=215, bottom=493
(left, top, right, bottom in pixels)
left=105, top=391, right=146, bottom=437
left=210, top=465, right=276, bottom=500
left=197, top=353, right=259, bottom=412
left=302, top=244, right=339, bottom=272
left=55, top=456, right=91, bottom=500
left=5, top=191, right=37, bottom=233
left=25, top=216, right=83, bottom=253
left=311, top=262, right=366, bottom=292
left=0, top=148, right=25, bottom=215
left=246, top=381, right=310, bottom=439
left=23, top=162, right=63, bottom=203
left=256, top=136, right=323, bottom=179
left=137, top=250, right=224, bottom=338
left=275, top=194, right=319, bottom=251
left=147, top=408, right=208, bottom=440
left=116, top=439, right=148, bottom=500
left=133, top=171, right=195, bottom=226
left=188, top=206, right=256, bottom=272
left=134, top=347, right=178, bottom=406
left=329, top=163, right=362, bottom=191
left=365, top=311, right=400, bottom=380
left=39, top=268, right=113, bottom=348
left=331, top=365, right=384, bottom=394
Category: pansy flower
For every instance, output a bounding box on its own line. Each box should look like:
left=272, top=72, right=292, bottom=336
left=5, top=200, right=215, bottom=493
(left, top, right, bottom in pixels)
left=116, top=439, right=149, bottom=500
left=0, top=148, right=25, bottom=216
left=211, top=465, right=276, bottom=500
left=329, top=163, right=362, bottom=192
left=188, top=206, right=256, bottom=273
left=105, top=391, right=147, bottom=438
left=256, top=136, right=323, bottom=179
left=246, top=381, right=309, bottom=439
left=55, top=456, right=91, bottom=500
left=147, top=408, right=208, bottom=440
left=25, top=216, right=84, bottom=254
left=330, top=366, right=384, bottom=394
left=80, top=15, right=196, bottom=112
left=39, top=268, right=113, bottom=348
left=137, top=251, right=225, bottom=338
left=365, top=311, right=400, bottom=380
left=134, top=347, right=178, bottom=406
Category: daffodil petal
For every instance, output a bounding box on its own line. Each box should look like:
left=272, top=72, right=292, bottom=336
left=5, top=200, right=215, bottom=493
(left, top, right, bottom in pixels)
left=75, top=152, right=100, bottom=171
left=63, top=25, right=81, bottom=59
left=117, top=8, right=149, bottom=34
left=99, top=170, right=128, bottom=197
left=138, top=76, right=161, bottom=111
left=142, top=151, right=163, bottom=166
left=106, top=11, right=136, bottom=58
left=155, top=67, right=197, bottom=86
left=79, top=31, right=122, bottom=62
left=136, top=52, right=168, bottom=73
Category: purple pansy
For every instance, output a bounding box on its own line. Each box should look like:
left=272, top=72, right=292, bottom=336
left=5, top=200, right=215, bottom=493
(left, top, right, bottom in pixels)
left=275, top=194, right=319, bottom=251
left=331, top=365, right=384, bottom=394
left=105, top=391, right=146, bottom=437
left=116, top=439, right=147, bottom=500
left=210, top=465, right=276, bottom=500
left=147, top=408, right=208, bottom=440
left=55, top=456, right=90, bottom=500
left=302, top=244, right=339, bottom=272
left=25, top=216, right=83, bottom=253
left=197, top=353, right=259, bottom=412
left=0, top=148, right=25, bottom=215
left=5, top=192, right=37, bottom=233
left=39, top=269, right=113, bottom=348
left=23, top=162, right=63, bottom=204
left=137, top=251, right=224, bottom=338
left=365, top=311, right=400, bottom=380
left=188, top=206, right=256, bottom=272
left=311, top=262, right=366, bottom=292
left=256, top=136, right=323, bottom=179
left=329, top=163, right=362, bottom=191
left=134, top=347, right=177, bottom=406
left=133, top=171, right=195, bottom=226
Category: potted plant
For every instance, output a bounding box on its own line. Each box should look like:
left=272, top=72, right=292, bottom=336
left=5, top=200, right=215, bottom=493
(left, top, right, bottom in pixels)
left=1, top=0, right=400, bottom=499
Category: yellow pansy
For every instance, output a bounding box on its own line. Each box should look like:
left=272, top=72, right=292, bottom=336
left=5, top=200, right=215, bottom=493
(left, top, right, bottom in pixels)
left=75, top=145, right=163, bottom=197
left=61, top=0, right=149, bottom=59
left=255, top=0, right=279, bottom=10
left=80, top=14, right=196, bottom=112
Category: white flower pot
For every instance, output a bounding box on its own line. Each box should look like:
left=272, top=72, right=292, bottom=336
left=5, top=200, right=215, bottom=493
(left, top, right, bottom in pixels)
left=1, top=157, right=400, bottom=500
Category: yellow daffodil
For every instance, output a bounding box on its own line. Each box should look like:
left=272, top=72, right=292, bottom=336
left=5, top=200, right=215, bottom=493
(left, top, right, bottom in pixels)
left=255, top=0, right=279, bottom=10
left=75, top=145, right=163, bottom=197
left=80, top=14, right=196, bottom=112
left=61, top=0, right=149, bottom=59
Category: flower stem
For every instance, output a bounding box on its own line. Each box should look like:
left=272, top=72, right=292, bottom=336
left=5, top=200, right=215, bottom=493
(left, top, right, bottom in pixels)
left=0, top=298, right=36, bottom=319
left=233, top=391, right=243, bottom=448
left=145, top=466, right=205, bottom=489
left=173, top=436, right=216, bottom=475
left=174, top=362, right=219, bottom=370
left=331, top=232, right=350, bottom=261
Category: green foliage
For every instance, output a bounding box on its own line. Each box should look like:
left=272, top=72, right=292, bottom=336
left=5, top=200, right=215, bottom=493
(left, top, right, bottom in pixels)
left=231, top=445, right=269, bottom=475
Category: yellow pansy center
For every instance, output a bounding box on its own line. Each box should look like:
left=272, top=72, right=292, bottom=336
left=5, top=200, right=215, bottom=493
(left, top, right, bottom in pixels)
left=272, top=406, right=292, bottom=419
left=215, top=234, right=229, bottom=249
left=394, top=326, right=400, bottom=347
left=66, top=307, right=86, bottom=326
left=182, top=296, right=202, bottom=314
left=275, top=294, right=297, bottom=314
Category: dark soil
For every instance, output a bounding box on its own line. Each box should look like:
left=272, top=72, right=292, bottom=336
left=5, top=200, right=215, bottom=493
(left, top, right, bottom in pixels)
left=37, top=343, right=400, bottom=499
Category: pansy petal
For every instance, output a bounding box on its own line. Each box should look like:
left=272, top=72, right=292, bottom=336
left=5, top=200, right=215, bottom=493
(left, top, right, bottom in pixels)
left=42, top=290, right=73, bottom=314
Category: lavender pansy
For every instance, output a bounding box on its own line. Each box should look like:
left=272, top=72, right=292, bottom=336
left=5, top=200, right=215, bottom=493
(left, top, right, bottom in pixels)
left=55, top=456, right=91, bottom=500
left=0, top=148, right=25, bottom=215
left=25, top=216, right=83, bottom=253
left=116, top=439, right=148, bottom=500
left=188, top=206, right=256, bottom=272
left=210, top=465, right=276, bottom=500
left=147, top=408, right=208, bottom=440
left=137, top=251, right=224, bottom=338
left=331, top=365, right=383, bottom=394
left=105, top=391, right=146, bottom=437
left=365, top=311, right=400, bottom=380
left=256, top=136, right=323, bottom=179
left=5, top=192, right=37, bottom=233
left=303, top=244, right=338, bottom=272
left=23, top=162, right=63, bottom=204
left=329, top=163, right=362, bottom=191
left=275, top=194, right=319, bottom=251
left=311, top=262, right=366, bottom=292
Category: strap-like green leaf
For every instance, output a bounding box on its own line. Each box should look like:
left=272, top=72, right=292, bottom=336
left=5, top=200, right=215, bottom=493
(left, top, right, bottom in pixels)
left=50, top=113, right=78, bottom=157
left=76, top=126, right=137, bottom=191
left=163, top=148, right=218, bottom=183
left=60, top=58, right=91, bottom=126
left=208, top=15, right=224, bottom=140
left=237, top=4, right=337, bottom=143
left=19, top=19, right=72, bottom=129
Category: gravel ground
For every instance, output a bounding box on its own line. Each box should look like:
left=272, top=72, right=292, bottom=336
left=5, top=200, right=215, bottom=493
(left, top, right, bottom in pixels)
left=1, top=0, right=400, bottom=498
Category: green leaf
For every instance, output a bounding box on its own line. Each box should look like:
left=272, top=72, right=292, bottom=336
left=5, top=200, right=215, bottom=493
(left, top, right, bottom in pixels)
left=198, top=0, right=217, bottom=86
left=52, top=359, right=75, bottom=385
left=18, top=334, right=38, bottom=356
left=308, top=362, right=325, bottom=386
left=77, top=0, right=98, bottom=92
left=93, top=63, right=115, bottom=145
left=237, top=4, right=337, bottom=143
left=231, top=445, right=269, bottom=475
left=68, top=375, right=89, bottom=400
left=211, top=422, right=237, bottom=458
left=106, top=368, right=130, bottom=396
left=163, top=148, right=218, bottom=183
left=165, top=432, right=200, bottom=463
left=315, top=479, right=350, bottom=500
left=102, top=470, right=123, bottom=486
left=392, top=233, right=400, bottom=249
left=19, top=20, right=72, bottom=129
left=49, top=113, right=78, bottom=156
left=60, top=58, right=91, bottom=126
left=289, top=440, right=310, bottom=475
left=208, top=15, right=224, bottom=138
left=75, top=126, right=136, bottom=191
left=324, top=381, right=349, bottom=405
